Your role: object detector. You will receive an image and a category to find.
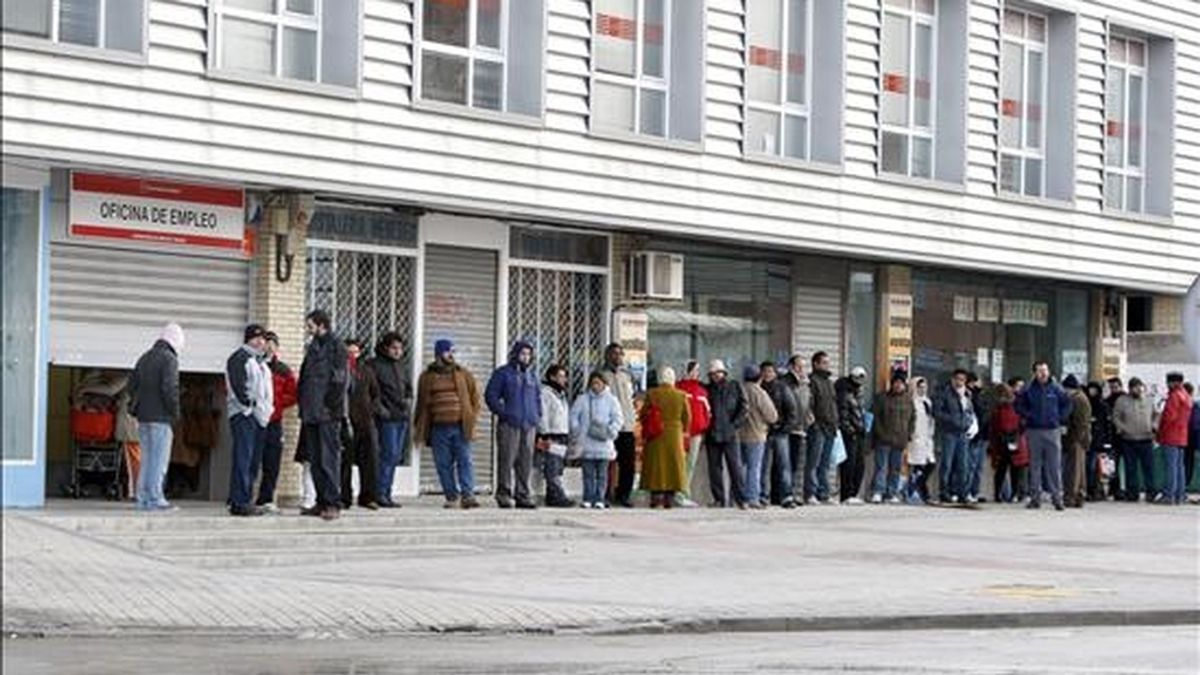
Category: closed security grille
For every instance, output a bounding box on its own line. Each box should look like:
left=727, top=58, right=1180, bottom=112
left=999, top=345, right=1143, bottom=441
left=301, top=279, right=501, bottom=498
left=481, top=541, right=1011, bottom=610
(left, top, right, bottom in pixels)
left=508, top=266, right=607, bottom=398
left=49, top=243, right=249, bottom=372
left=421, top=245, right=498, bottom=494
left=793, top=285, right=844, bottom=375
left=305, top=246, right=416, bottom=368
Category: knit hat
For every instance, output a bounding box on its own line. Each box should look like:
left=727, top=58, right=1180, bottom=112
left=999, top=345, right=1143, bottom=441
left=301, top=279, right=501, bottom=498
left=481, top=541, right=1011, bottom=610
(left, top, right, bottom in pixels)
left=743, top=364, right=761, bottom=382
left=850, top=366, right=868, bottom=380
left=708, top=359, right=728, bottom=375
left=891, top=369, right=909, bottom=383
left=160, top=323, right=185, bottom=353
left=658, top=366, right=677, bottom=386
left=434, top=339, right=454, bottom=357
left=244, top=323, right=267, bottom=343
left=1062, top=374, right=1080, bottom=389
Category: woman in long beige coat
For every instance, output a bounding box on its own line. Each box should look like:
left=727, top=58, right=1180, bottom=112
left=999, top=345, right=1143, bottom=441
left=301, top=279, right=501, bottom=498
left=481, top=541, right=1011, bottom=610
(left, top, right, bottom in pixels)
left=640, top=367, right=691, bottom=508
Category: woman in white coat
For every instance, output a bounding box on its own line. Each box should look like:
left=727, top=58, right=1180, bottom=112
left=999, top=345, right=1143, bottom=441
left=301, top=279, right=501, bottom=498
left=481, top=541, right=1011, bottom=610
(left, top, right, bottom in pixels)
left=537, top=364, right=573, bottom=507
left=907, top=376, right=937, bottom=503
left=570, top=371, right=624, bottom=509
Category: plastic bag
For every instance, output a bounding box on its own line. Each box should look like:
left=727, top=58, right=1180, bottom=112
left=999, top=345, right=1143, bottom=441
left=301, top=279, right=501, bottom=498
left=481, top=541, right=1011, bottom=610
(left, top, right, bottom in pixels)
left=831, top=430, right=847, bottom=466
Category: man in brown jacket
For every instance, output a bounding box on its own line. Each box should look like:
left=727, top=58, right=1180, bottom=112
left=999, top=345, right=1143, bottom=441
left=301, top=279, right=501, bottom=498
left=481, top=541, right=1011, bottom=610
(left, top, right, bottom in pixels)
left=871, top=371, right=915, bottom=504
left=1062, top=375, right=1092, bottom=508
left=414, top=339, right=482, bottom=509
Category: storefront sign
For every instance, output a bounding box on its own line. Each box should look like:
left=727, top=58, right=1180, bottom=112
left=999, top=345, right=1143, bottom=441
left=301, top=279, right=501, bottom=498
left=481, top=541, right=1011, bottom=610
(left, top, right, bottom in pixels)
left=1002, top=299, right=1049, bottom=327
left=976, top=347, right=990, bottom=367
left=884, top=294, right=914, bottom=376
left=1100, top=338, right=1124, bottom=380
left=991, top=349, right=1004, bottom=384
left=613, top=309, right=649, bottom=390
left=953, top=296, right=976, bottom=322
left=69, top=172, right=245, bottom=253
left=977, top=297, right=999, bottom=323
left=1061, top=350, right=1089, bottom=380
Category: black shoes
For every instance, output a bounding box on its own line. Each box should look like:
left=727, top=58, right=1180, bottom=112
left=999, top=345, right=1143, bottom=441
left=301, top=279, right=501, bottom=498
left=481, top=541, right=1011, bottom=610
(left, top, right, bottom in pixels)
left=1026, top=500, right=1041, bottom=510
left=229, top=505, right=263, bottom=517
left=514, top=500, right=538, bottom=510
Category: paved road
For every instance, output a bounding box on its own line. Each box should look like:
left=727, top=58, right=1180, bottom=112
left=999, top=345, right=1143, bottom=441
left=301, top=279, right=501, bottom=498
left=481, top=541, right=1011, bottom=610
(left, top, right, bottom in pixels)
left=5, top=626, right=1198, bottom=674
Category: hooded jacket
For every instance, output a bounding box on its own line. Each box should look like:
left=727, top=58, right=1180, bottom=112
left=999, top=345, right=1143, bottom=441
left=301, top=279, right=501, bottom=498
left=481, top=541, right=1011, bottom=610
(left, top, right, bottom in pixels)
left=738, top=380, right=779, bottom=444
left=538, top=381, right=570, bottom=439
left=485, top=341, right=542, bottom=429
left=369, top=341, right=412, bottom=423
left=909, top=382, right=936, bottom=465
left=298, top=333, right=349, bottom=425
left=1085, top=385, right=1110, bottom=451
left=129, top=339, right=180, bottom=424
left=569, top=386, right=624, bottom=460
left=226, top=343, right=273, bottom=427
left=809, top=369, right=839, bottom=434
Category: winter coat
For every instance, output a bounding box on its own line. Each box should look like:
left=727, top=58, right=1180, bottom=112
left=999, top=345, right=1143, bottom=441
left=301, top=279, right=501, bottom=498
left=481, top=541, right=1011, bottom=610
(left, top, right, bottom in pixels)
left=414, top=361, right=482, bottom=446
left=676, top=379, right=712, bottom=438
left=1112, top=394, right=1154, bottom=441
left=1015, top=379, right=1072, bottom=430
left=738, top=381, right=779, bottom=444
left=268, top=357, right=298, bottom=424
left=1065, top=389, right=1092, bottom=450
left=538, top=383, right=570, bottom=439
left=485, top=341, right=542, bottom=430
left=1157, top=387, right=1193, bottom=448
left=640, top=385, right=690, bottom=492
left=705, top=378, right=747, bottom=444
left=809, top=369, right=838, bottom=434
left=569, top=387, right=624, bottom=460
left=909, top=394, right=936, bottom=465
left=836, top=377, right=867, bottom=440
left=601, top=365, right=637, bottom=433
left=298, top=334, right=349, bottom=425
left=781, top=370, right=814, bottom=434
left=933, top=383, right=973, bottom=435
left=1087, top=393, right=1110, bottom=451
left=348, top=358, right=383, bottom=435
left=989, top=384, right=1021, bottom=460
left=1190, top=401, right=1200, bottom=452
left=873, top=389, right=915, bottom=449
left=763, top=378, right=800, bottom=436
left=226, top=344, right=273, bottom=427
left=129, top=339, right=180, bottom=424
left=369, top=345, right=412, bottom=423
left=969, top=386, right=992, bottom=440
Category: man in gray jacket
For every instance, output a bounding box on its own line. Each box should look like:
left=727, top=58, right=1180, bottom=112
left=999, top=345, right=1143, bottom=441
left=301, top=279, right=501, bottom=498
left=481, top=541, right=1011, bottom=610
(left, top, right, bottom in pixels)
left=1112, top=377, right=1156, bottom=502
left=225, top=324, right=273, bottom=517
left=129, top=323, right=183, bottom=511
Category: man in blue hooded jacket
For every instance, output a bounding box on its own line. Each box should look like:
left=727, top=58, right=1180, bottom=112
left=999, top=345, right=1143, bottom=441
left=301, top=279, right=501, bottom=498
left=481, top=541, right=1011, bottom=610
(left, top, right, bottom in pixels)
left=486, top=341, right=542, bottom=509
left=1015, top=361, right=1073, bottom=511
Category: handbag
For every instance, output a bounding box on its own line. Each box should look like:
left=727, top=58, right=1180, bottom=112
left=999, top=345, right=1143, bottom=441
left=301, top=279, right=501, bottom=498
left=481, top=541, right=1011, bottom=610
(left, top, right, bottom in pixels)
left=643, top=401, right=665, bottom=441
left=587, top=398, right=610, bottom=442
left=831, top=430, right=847, bottom=466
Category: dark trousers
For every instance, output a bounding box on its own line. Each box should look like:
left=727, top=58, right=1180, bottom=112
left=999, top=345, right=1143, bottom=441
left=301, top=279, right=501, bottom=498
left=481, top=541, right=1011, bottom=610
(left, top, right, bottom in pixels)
left=305, top=421, right=342, bottom=508
left=908, top=462, right=934, bottom=502
left=228, top=414, right=264, bottom=510
left=608, top=431, right=636, bottom=504
left=788, top=433, right=807, bottom=501
left=706, top=439, right=745, bottom=507
left=993, top=450, right=1023, bottom=502
left=838, top=433, right=866, bottom=502
left=1122, top=439, right=1156, bottom=497
left=254, top=420, right=283, bottom=506
left=341, top=420, right=380, bottom=507
left=1186, top=444, right=1196, bottom=490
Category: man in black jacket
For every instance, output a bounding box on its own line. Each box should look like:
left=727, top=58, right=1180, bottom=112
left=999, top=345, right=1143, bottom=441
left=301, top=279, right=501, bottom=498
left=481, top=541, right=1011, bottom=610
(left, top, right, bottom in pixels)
left=705, top=359, right=747, bottom=508
left=780, top=354, right=813, bottom=506
left=807, top=351, right=839, bottom=504
left=836, top=366, right=869, bottom=504
left=297, top=310, right=349, bottom=521
left=370, top=331, right=412, bottom=508
left=761, top=362, right=800, bottom=507
left=129, top=323, right=183, bottom=511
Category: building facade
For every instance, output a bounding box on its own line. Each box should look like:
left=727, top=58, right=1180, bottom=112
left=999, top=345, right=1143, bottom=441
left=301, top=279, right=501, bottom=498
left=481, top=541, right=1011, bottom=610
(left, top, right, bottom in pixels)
left=3, top=0, right=1198, bottom=506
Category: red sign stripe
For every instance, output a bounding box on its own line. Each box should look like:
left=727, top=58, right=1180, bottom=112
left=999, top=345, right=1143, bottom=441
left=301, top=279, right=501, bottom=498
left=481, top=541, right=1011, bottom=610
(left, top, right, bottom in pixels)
left=70, top=224, right=245, bottom=250
left=72, top=173, right=244, bottom=208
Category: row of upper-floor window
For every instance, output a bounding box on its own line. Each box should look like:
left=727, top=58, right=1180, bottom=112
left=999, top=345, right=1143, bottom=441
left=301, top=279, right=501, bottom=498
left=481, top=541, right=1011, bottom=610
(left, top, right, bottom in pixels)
left=0, top=0, right=1177, bottom=218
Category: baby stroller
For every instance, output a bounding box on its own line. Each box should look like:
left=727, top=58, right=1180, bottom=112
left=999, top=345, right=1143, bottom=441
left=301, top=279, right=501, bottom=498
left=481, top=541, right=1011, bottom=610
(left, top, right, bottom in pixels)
left=66, top=372, right=130, bottom=500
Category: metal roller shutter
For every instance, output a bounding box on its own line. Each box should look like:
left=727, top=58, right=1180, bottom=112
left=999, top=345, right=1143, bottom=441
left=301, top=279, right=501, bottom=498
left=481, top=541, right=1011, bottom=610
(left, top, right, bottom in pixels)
left=421, top=245, right=498, bottom=494
left=793, top=285, right=844, bottom=375
left=49, top=243, right=249, bottom=373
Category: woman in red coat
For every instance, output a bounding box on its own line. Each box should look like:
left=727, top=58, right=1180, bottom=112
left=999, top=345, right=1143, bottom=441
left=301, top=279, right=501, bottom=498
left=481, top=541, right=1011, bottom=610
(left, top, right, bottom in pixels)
left=989, top=379, right=1025, bottom=503
left=676, top=360, right=712, bottom=507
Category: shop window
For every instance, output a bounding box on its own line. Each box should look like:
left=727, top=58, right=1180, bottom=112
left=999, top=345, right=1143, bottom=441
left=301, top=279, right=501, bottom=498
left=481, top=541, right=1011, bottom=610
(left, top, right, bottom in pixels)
left=1105, top=29, right=1174, bottom=216
left=417, top=0, right=545, bottom=117
left=590, top=0, right=704, bottom=143
left=2, top=0, right=145, bottom=54
left=878, top=0, right=967, bottom=184
left=743, top=0, right=844, bottom=165
left=211, top=0, right=362, bottom=88
left=1125, top=295, right=1152, bottom=333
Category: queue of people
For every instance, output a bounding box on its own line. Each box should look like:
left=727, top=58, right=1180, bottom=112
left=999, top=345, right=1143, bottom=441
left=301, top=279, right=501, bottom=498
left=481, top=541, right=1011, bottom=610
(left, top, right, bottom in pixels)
left=128, top=318, right=1199, bottom=517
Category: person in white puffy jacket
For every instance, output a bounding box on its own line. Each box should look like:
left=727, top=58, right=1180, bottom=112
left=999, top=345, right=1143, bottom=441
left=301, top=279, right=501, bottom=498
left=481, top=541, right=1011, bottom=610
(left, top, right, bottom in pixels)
left=537, top=364, right=574, bottom=507
left=906, top=377, right=937, bottom=504
left=570, top=372, right=624, bottom=509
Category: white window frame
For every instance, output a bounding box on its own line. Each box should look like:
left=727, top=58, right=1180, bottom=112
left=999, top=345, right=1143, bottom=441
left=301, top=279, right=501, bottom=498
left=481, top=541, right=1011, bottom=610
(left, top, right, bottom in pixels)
left=213, top=0, right=323, bottom=83
left=589, top=0, right=673, bottom=138
left=878, top=0, right=938, bottom=179
left=743, top=0, right=814, bottom=161
left=998, top=7, right=1048, bottom=198
left=1, top=0, right=148, bottom=59
left=1104, top=33, right=1148, bottom=213
left=415, top=0, right=512, bottom=112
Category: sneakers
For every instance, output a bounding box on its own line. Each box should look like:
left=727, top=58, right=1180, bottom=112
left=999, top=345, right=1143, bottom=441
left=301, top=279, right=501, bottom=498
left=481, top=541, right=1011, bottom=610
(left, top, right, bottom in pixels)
left=258, top=503, right=280, bottom=515
left=594, top=502, right=609, bottom=510
left=949, top=495, right=959, bottom=504
left=966, top=495, right=979, bottom=505
left=888, top=496, right=902, bottom=505
left=781, top=498, right=798, bottom=509
left=871, top=493, right=883, bottom=504
left=806, top=496, right=820, bottom=506
left=844, top=497, right=864, bottom=506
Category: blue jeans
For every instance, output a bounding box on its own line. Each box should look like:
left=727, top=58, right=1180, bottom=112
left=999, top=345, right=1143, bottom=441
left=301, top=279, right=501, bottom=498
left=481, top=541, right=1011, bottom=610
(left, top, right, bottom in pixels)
left=136, top=422, right=172, bottom=509
left=806, top=426, right=835, bottom=501
left=376, top=420, right=408, bottom=504
left=430, top=423, right=474, bottom=499
left=939, top=432, right=968, bottom=500
left=228, top=414, right=264, bottom=509
left=872, top=444, right=903, bottom=498
left=582, top=458, right=608, bottom=505
left=766, top=433, right=793, bottom=502
left=966, top=437, right=987, bottom=498
left=741, top=441, right=766, bottom=504
left=1162, top=445, right=1186, bottom=502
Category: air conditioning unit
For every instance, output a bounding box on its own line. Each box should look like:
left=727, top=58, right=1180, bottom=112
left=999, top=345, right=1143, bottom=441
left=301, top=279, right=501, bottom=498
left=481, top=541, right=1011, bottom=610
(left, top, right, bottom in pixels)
left=628, top=251, right=684, bottom=301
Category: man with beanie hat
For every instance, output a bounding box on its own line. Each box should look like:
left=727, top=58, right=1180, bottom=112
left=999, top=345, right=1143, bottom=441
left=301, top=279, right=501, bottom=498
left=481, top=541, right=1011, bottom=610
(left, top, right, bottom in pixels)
left=836, top=366, right=870, bottom=504
left=738, top=363, right=778, bottom=508
left=414, top=338, right=482, bottom=509
left=297, top=310, right=349, bottom=521
left=486, top=340, right=542, bottom=509
left=225, top=324, right=273, bottom=517
left=129, top=322, right=184, bottom=511
left=1061, top=374, right=1092, bottom=508
left=705, top=359, right=747, bottom=508
left=871, top=370, right=914, bottom=504
left=1112, top=377, right=1155, bottom=501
